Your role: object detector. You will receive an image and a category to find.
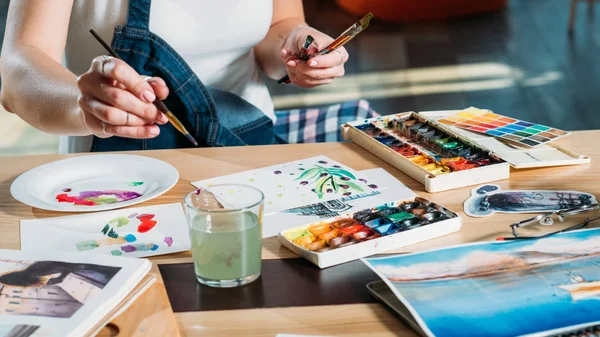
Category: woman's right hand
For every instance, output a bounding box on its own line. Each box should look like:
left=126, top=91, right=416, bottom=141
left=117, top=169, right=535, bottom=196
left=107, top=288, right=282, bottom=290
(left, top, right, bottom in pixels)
left=76, top=55, right=170, bottom=139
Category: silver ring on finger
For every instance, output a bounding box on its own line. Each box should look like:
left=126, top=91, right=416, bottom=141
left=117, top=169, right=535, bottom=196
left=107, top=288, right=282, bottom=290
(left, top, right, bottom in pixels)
left=100, top=55, right=112, bottom=74
left=101, top=121, right=108, bottom=135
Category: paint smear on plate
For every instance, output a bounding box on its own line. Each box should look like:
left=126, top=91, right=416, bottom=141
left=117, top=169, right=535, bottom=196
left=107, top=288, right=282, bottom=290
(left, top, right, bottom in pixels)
left=121, top=243, right=159, bottom=253
left=56, top=190, right=142, bottom=206
left=111, top=250, right=123, bottom=256
left=127, top=181, right=144, bottom=186
left=164, top=236, right=173, bottom=247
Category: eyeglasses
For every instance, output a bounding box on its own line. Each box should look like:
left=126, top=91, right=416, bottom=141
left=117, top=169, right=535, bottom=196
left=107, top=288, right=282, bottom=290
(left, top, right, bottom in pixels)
left=497, top=203, right=600, bottom=241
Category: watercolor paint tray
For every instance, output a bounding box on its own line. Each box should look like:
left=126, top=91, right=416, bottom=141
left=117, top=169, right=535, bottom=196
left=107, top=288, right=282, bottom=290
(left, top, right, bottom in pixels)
left=278, top=197, right=461, bottom=268
left=419, top=109, right=590, bottom=169
left=342, top=111, right=510, bottom=192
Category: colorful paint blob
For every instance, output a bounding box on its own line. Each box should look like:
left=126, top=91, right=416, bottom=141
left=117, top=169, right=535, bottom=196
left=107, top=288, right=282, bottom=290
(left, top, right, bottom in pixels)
left=124, top=234, right=137, bottom=242
left=108, top=216, right=130, bottom=227
left=127, top=181, right=144, bottom=186
left=56, top=190, right=142, bottom=206
left=164, top=236, right=173, bottom=247
left=111, top=250, right=123, bottom=256
left=136, top=213, right=157, bottom=233
left=121, top=243, right=159, bottom=253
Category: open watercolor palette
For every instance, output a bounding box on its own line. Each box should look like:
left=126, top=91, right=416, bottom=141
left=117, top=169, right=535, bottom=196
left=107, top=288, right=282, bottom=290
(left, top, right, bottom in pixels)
left=278, top=197, right=461, bottom=268
left=342, top=109, right=590, bottom=192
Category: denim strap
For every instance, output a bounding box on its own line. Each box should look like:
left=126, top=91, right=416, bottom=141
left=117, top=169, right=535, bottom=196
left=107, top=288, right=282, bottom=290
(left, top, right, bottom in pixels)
left=126, top=0, right=152, bottom=30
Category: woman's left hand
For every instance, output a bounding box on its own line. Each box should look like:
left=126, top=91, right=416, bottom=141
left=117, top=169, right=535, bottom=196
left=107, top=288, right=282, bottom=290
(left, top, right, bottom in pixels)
left=280, top=26, right=348, bottom=88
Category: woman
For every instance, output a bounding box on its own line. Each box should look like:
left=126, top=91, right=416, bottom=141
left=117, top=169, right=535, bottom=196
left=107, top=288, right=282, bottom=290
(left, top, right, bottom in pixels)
left=0, top=0, right=350, bottom=152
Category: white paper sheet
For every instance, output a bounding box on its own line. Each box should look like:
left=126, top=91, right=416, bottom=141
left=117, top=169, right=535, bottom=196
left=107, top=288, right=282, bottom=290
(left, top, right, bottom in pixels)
left=20, top=203, right=190, bottom=258
left=192, top=156, right=378, bottom=215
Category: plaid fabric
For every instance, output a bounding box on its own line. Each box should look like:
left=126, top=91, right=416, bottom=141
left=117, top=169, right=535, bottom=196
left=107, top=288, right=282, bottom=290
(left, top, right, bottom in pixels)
left=273, top=99, right=380, bottom=143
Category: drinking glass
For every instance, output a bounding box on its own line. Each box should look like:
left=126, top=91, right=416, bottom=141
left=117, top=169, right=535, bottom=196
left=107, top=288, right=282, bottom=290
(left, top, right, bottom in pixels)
left=184, top=184, right=264, bottom=287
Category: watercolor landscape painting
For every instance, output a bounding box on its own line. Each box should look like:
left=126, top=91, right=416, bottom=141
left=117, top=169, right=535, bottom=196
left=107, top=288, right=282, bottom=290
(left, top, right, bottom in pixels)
left=0, top=259, right=120, bottom=318
left=193, top=156, right=381, bottom=214
left=364, top=228, right=600, bottom=337
left=20, top=203, right=189, bottom=258
left=464, top=184, right=596, bottom=217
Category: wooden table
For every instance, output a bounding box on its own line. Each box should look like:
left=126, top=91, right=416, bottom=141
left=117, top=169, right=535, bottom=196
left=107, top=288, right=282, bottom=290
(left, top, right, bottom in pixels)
left=1, top=131, right=599, bottom=337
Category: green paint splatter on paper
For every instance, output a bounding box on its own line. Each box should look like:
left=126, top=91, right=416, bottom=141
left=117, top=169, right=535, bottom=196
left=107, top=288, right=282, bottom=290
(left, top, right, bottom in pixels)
left=108, top=216, right=130, bottom=228
left=128, top=181, right=144, bottom=186
left=111, top=250, right=123, bottom=256
left=76, top=240, right=99, bottom=252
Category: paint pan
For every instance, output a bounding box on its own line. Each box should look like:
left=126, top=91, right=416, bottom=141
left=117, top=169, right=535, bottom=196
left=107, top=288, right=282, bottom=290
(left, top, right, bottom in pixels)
left=278, top=197, right=461, bottom=268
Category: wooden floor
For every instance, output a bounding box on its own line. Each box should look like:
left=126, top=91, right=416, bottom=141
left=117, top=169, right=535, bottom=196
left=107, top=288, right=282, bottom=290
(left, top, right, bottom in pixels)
left=267, top=0, right=600, bottom=131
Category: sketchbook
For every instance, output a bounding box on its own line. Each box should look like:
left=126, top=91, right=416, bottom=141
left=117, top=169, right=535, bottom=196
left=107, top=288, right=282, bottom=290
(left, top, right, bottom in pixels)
left=362, top=228, right=600, bottom=337
left=0, top=249, right=151, bottom=337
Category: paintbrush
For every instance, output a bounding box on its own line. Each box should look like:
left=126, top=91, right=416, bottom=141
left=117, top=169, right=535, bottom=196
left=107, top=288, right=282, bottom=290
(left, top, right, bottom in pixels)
left=278, top=35, right=314, bottom=84
left=89, top=29, right=199, bottom=146
left=278, top=12, right=373, bottom=84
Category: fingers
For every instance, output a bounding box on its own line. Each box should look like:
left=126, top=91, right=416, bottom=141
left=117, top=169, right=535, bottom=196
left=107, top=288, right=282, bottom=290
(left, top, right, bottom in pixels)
left=104, top=124, right=161, bottom=139
left=285, top=54, right=345, bottom=88
left=78, top=73, right=168, bottom=124
left=77, top=95, right=148, bottom=126
left=307, top=47, right=349, bottom=68
left=145, top=76, right=169, bottom=100
left=80, top=104, right=161, bottom=139
left=90, top=56, right=156, bottom=103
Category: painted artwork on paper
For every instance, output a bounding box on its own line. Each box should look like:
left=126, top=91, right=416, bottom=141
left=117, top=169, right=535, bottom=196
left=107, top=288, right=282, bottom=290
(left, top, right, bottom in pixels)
left=20, top=203, right=190, bottom=258
left=363, top=228, right=600, bottom=337
left=0, top=259, right=120, bottom=318
left=192, top=156, right=379, bottom=214
left=283, top=191, right=382, bottom=219
left=463, top=184, right=596, bottom=217
left=55, top=181, right=146, bottom=206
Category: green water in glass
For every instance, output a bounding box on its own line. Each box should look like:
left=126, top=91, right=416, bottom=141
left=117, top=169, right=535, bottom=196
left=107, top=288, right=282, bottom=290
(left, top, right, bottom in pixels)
left=190, top=211, right=262, bottom=282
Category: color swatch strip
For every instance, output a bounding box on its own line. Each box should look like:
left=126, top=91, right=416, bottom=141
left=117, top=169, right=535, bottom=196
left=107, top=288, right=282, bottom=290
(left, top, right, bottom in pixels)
left=438, top=108, right=570, bottom=147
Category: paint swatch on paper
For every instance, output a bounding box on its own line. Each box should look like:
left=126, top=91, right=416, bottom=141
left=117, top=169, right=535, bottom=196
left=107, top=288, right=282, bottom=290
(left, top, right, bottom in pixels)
left=438, top=107, right=570, bottom=147
left=20, top=203, right=190, bottom=258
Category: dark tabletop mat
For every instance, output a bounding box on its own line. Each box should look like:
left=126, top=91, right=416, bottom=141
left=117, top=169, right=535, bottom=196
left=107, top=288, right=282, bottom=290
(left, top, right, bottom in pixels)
left=159, top=258, right=380, bottom=312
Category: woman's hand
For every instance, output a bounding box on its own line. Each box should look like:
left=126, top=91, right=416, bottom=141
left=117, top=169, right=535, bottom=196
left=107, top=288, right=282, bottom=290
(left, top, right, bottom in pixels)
left=76, top=56, right=170, bottom=138
left=280, top=26, right=348, bottom=88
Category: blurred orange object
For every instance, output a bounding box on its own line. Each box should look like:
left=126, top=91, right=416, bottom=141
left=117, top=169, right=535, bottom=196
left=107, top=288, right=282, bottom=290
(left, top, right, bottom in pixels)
left=335, top=0, right=507, bottom=22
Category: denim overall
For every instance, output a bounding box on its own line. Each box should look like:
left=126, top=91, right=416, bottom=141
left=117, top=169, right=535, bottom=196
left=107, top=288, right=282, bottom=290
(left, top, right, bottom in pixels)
left=91, top=0, right=280, bottom=151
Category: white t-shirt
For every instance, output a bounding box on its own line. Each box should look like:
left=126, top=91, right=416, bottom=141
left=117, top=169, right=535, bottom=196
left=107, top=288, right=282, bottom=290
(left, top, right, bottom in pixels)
left=60, top=0, right=274, bottom=153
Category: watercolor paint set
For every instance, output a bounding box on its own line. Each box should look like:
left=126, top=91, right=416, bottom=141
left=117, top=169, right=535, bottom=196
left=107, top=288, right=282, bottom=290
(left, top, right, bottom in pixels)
left=278, top=197, right=461, bottom=268
left=436, top=107, right=570, bottom=147
left=342, top=111, right=510, bottom=192
left=342, top=109, right=589, bottom=192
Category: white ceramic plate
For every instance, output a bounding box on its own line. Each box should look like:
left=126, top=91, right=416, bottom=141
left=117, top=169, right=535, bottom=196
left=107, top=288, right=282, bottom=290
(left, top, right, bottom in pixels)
left=10, top=154, right=179, bottom=212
